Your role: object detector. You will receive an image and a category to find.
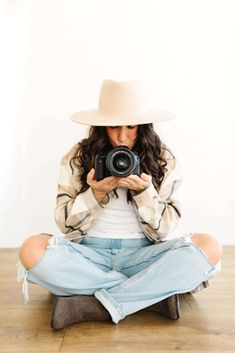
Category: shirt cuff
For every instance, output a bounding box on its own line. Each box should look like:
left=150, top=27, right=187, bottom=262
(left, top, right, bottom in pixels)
left=132, top=182, right=160, bottom=208
left=71, top=187, right=102, bottom=215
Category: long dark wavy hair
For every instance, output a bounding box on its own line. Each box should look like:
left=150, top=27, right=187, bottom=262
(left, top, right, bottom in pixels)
left=70, top=124, right=170, bottom=202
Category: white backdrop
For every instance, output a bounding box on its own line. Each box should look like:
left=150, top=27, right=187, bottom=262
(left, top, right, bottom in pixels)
left=0, top=0, right=234, bottom=247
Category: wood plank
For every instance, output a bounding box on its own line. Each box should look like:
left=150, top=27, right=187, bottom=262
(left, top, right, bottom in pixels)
left=61, top=313, right=235, bottom=352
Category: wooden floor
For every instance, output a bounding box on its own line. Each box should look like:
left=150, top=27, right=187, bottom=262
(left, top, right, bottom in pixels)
left=0, top=247, right=234, bottom=353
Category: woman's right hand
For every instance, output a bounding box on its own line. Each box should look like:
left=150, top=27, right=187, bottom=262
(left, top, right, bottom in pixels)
left=87, top=168, right=119, bottom=202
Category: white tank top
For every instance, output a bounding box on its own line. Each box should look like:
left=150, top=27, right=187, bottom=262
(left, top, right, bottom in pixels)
left=86, top=187, right=145, bottom=239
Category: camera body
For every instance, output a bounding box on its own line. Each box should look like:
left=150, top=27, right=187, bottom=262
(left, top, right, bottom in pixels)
left=94, top=146, right=141, bottom=181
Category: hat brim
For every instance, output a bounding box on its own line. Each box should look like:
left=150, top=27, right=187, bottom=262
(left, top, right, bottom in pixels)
left=69, top=109, right=176, bottom=126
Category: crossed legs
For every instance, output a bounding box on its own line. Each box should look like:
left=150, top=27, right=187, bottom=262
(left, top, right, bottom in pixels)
left=18, top=233, right=223, bottom=325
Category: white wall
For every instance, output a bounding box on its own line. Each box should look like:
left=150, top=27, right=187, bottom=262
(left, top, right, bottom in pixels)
left=0, top=0, right=234, bottom=247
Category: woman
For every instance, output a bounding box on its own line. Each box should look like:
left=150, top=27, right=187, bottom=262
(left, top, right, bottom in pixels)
left=18, top=79, right=222, bottom=330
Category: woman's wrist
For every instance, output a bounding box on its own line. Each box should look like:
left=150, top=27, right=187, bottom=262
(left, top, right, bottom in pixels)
left=92, top=189, right=108, bottom=203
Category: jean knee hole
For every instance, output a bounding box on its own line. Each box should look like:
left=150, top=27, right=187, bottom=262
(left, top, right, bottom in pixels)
left=27, top=247, right=51, bottom=274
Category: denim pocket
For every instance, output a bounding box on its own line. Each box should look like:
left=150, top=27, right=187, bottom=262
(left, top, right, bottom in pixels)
left=67, top=241, right=111, bottom=270
left=121, top=238, right=182, bottom=272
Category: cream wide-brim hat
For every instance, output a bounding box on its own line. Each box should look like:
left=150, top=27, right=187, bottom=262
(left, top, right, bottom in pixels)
left=69, top=79, right=176, bottom=126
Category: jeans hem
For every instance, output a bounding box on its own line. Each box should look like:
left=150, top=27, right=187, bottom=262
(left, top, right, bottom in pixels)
left=95, top=289, right=125, bottom=324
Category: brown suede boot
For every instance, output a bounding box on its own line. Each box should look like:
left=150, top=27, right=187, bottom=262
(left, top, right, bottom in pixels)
left=51, top=295, right=111, bottom=330
left=145, top=294, right=180, bottom=320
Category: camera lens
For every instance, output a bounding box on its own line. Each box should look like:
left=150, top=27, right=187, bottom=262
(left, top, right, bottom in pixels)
left=113, top=154, right=131, bottom=171
left=106, top=147, right=137, bottom=177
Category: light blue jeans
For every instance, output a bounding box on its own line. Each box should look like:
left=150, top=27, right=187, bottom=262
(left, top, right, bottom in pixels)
left=17, top=234, right=220, bottom=324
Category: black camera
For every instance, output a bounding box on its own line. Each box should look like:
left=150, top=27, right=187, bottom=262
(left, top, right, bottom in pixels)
left=94, top=146, right=141, bottom=181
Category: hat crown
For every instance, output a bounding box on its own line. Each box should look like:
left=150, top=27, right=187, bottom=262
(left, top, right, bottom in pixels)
left=69, top=78, right=175, bottom=126
left=98, top=79, right=148, bottom=117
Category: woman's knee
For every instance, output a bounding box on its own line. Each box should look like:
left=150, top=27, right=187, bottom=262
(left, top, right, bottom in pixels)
left=191, top=233, right=223, bottom=264
left=19, top=234, right=52, bottom=270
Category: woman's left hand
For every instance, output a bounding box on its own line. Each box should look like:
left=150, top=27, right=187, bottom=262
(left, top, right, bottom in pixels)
left=117, top=172, right=152, bottom=193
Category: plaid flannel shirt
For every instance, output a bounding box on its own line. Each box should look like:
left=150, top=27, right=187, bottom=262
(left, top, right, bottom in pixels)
left=54, top=144, right=183, bottom=243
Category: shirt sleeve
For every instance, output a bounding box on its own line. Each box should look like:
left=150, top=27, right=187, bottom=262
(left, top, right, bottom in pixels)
left=54, top=145, right=104, bottom=240
left=132, top=151, right=183, bottom=242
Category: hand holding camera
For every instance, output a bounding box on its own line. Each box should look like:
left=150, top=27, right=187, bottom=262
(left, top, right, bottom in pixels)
left=117, top=172, right=152, bottom=193
left=87, top=146, right=151, bottom=200
left=87, top=169, right=119, bottom=203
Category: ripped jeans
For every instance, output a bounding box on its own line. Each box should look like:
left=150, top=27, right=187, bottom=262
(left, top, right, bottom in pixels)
left=17, top=234, right=221, bottom=324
